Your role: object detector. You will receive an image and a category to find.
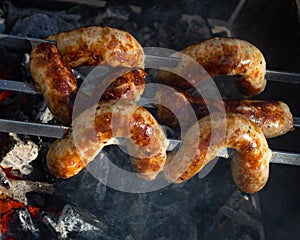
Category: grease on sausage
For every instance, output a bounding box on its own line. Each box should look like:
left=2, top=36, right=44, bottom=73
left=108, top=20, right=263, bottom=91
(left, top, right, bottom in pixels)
left=164, top=113, right=272, bottom=193
left=155, top=89, right=293, bottom=138
left=30, top=43, right=77, bottom=125
left=30, top=26, right=147, bottom=125
left=46, top=26, right=145, bottom=68
left=158, top=38, right=266, bottom=97
left=47, top=100, right=168, bottom=180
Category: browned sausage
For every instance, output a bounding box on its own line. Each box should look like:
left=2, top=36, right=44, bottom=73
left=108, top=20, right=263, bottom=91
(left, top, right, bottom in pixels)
left=164, top=113, right=272, bottom=193
left=155, top=89, right=293, bottom=138
left=158, top=38, right=266, bottom=97
left=46, top=26, right=144, bottom=68
left=47, top=100, right=168, bottom=180
left=30, top=26, right=146, bottom=125
left=30, top=43, right=77, bottom=125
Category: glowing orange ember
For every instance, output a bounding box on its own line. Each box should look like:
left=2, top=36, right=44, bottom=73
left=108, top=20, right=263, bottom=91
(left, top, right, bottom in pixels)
left=0, top=196, right=41, bottom=234
left=27, top=206, right=40, bottom=219
left=0, top=90, right=12, bottom=105
left=0, top=167, right=20, bottom=181
left=0, top=59, right=21, bottom=105
left=0, top=196, right=25, bottom=234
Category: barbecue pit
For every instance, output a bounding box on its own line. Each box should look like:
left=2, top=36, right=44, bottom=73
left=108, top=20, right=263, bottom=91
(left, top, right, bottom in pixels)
left=0, top=0, right=299, bottom=239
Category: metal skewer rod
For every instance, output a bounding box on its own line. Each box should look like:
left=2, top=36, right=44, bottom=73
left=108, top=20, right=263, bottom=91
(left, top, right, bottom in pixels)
left=1, top=33, right=300, bottom=83
left=0, top=118, right=299, bottom=166
left=1, top=79, right=299, bottom=128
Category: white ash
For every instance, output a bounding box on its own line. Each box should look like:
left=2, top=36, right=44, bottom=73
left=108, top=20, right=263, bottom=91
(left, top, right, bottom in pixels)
left=17, top=208, right=40, bottom=237
left=0, top=133, right=38, bottom=175
left=0, top=167, right=10, bottom=188
left=0, top=180, right=54, bottom=204
left=39, top=107, right=54, bottom=123
left=42, top=205, right=110, bottom=240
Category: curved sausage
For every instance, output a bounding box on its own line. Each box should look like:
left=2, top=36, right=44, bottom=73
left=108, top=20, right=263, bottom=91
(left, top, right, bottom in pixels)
left=47, top=100, right=168, bottom=180
left=158, top=37, right=266, bottom=97
left=30, top=26, right=146, bottom=125
left=30, top=43, right=77, bottom=125
left=155, top=89, right=293, bottom=138
left=46, top=26, right=145, bottom=68
left=101, top=69, right=146, bottom=101
left=225, top=99, right=294, bottom=138
left=164, top=113, right=272, bottom=193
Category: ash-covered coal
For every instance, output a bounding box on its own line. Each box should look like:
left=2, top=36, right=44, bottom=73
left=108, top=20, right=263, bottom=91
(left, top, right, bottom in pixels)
left=0, top=133, right=38, bottom=175
left=15, top=208, right=40, bottom=238
left=4, top=207, right=41, bottom=239
left=42, top=204, right=110, bottom=240
left=46, top=148, right=263, bottom=239
left=3, top=1, right=82, bottom=38
left=0, top=180, right=54, bottom=204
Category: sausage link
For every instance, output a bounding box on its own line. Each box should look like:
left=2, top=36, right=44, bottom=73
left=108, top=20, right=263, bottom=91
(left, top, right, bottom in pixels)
left=158, top=38, right=266, bottom=97
left=225, top=99, right=294, bottom=138
left=30, top=27, right=146, bottom=125
left=30, top=43, right=77, bottom=125
left=164, top=113, right=272, bottom=193
left=155, top=89, right=293, bottom=138
left=101, top=69, right=146, bottom=101
left=47, top=100, right=168, bottom=180
left=47, top=26, right=144, bottom=68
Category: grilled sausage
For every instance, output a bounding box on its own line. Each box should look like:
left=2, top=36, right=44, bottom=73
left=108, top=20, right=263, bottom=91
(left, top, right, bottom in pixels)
left=46, top=26, right=144, bottom=68
left=30, top=26, right=146, bottom=125
left=101, top=69, right=146, bottom=101
left=224, top=99, right=294, bottom=138
left=47, top=100, right=168, bottom=180
left=158, top=38, right=266, bottom=97
left=155, top=89, right=294, bottom=138
left=30, top=43, right=77, bottom=125
left=164, top=113, right=272, bottom=193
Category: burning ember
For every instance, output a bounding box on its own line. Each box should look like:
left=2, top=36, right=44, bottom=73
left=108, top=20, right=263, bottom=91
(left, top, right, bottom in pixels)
left=0, top=1, right=299, bottom=240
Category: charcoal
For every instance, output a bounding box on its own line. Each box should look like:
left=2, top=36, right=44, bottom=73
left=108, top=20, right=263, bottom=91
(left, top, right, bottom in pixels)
left=4, top=207, right=40, bottom=239
left=11, top=13, right=61, bottom=37
left=10, top=13, right=80, bottom=38
left=0, top=132, right=16, bottom=160
left=17, top=208, right=40, bottom=238
left=42, top=204, right=111, bottom=240
left=183, top=0, right=209, bottom=16
left=103, top=1, right=133, bottom=21
left=36, top=105, right=54, bottom=123
left=203, top=190, right=263, bottom=239
left=2, top=1, right=38, bottom=31
left=89, top=160, right=246, bottom=239
left=3, top=1, right=81, bottom=37
left=0, top=133, right=38, bottom=175
left=0, top=180, right=54, bottom=204
left=54, top=168, right=107, bottom=212
left=139, top=3, right=212, bottom=49
left=126, top=196, right=198, bottom=240
left=0, top=7, right=5, bottom=33
left=0, top=167, right=10, bottom=189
